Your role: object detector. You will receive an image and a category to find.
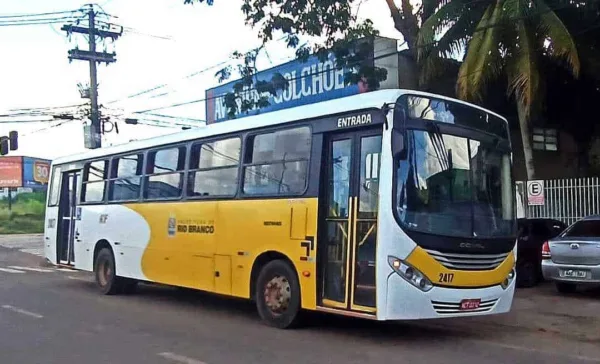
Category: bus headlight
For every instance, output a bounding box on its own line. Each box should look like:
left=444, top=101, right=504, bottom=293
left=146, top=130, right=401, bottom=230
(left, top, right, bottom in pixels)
left=388, top=256, right=433, bottom=292
left=501, top=269, right=516, bottom=290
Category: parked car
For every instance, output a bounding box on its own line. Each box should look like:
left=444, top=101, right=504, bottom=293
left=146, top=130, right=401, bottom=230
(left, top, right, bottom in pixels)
left=541, top=215, right=600, bottom=293
left=516, top=218, right=567, bottom=287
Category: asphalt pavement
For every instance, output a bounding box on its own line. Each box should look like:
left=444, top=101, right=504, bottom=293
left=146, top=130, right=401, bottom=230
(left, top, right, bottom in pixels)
left=0, top=236, right=599, bottom=364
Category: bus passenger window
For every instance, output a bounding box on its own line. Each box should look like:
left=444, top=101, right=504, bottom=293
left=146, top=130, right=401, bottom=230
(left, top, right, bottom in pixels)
left=144, top=147, right=186, bottom=200
left=188, top=137, right=241, bottom=197
left=242, top=127, right=311, bottom=195
left=82, top=160, right=108, bottom=203
left=109, top=154, right=144, bottom=201
left=48, top=166, right=62, bottom=206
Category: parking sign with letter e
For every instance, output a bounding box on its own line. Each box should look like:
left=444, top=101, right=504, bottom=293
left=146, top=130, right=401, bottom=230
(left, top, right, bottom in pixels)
left=527, top=180, right=545, bottom=206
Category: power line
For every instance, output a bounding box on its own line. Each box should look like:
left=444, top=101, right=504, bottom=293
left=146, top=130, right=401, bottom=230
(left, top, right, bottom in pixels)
left=16, top=118, right=82, bottom=138
left=8, top=102, right=88, bottom=112
left=123, top=27, right=173, bottom=40
left=0, top=19, right=77, bottom=27
left=105, top=60, right=231, bottom=105
left=133, top=46, right=400, bottom=114
left=132, top=112, right=206, bottom=123
left=0, top=10, right=80, bottom=19
left=106, top=35, right=291, bottom=107
left=0, top=15, right=78, bottom=23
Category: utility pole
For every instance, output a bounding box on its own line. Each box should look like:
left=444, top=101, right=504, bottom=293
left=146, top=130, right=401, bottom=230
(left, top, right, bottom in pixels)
left=88, top=8, right=100, bottom=149
left=62, top=5, right=122, bottom=149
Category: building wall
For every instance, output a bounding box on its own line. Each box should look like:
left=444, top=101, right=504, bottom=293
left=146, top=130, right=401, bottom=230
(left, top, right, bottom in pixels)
left=510, top=128, right=580, bottom=181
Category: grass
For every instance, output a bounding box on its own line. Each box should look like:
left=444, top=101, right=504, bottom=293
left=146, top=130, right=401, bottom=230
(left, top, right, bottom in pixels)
left=0, top=192, right=46, bottom=234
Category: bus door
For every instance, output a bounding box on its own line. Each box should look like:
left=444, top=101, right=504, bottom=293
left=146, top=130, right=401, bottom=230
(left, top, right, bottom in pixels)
left=57, top=170, right=81, bottom=265
left=318, top=129, right=382, bottom=313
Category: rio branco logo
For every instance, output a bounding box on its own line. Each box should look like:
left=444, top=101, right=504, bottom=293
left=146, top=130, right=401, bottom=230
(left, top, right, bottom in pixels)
left=168, top=214, right=177, bottom=237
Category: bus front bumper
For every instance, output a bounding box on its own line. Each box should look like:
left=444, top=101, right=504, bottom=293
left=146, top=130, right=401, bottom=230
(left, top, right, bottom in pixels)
left=384, top=273, right=515, bottom=320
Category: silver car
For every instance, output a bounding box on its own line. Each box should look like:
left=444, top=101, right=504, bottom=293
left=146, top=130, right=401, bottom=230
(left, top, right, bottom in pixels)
left=541, top=215, right=600, bottom=293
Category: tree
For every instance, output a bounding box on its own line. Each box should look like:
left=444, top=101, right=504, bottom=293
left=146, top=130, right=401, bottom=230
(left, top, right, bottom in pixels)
left=184, top=0, right=449, bottom=118
left=418, top=0, right=583, bottom=179
left=542, top=1, right=600, bottom=175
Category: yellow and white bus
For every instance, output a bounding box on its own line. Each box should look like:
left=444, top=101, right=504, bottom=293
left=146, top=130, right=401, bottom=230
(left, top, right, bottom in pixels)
left=44, top=89, right=517, bottom=328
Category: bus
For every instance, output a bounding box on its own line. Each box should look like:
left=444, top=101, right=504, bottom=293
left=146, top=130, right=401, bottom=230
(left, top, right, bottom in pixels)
left=43, top=89, right=517, bottom=328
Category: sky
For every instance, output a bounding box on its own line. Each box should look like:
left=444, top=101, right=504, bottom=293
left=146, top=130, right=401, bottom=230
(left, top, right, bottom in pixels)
left=0, top=0, right=406, bottom=160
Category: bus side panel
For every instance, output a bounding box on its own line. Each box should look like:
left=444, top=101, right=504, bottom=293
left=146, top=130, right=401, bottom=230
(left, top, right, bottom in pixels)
left=127, top=201, right=217, bottom=291
left=79, top=204, right=151, bottom=280
left=43, top=206, right=60, bottom=265
left=217, top=198, right=319, bottom=310
left=124, top=198, right=318, bottom=310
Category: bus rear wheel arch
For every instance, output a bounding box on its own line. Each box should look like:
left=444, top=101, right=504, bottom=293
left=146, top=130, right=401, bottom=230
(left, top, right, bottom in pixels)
left=254, top=259, right=302, bottom=329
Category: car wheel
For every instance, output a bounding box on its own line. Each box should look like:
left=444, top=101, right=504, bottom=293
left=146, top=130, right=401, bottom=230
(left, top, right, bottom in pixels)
left=516, top=261, right=538, bottom=288
left=255, top=260, right=302, bottom=329
left=555, top=282, right=577, bottom=294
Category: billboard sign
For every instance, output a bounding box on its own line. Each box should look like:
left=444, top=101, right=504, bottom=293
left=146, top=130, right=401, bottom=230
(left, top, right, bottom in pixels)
left=23, top=157, right=51, bottom=188
left=205, top=49, right=374, bottom=124
left=0, top=156, right=23, bottom=188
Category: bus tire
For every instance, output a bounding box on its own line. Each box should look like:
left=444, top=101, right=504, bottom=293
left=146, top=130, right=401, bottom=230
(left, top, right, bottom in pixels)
left=255, top=260, right=301, bottom=329
left=94, top=248, right=122, bottom=295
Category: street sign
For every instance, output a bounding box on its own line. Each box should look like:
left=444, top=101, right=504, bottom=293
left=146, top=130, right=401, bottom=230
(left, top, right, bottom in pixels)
left=527, top=180, right=545, bottom=206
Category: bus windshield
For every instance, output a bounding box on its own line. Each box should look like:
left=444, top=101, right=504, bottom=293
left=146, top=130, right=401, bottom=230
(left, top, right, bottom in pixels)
left=395, top=128, right=515, bottom=239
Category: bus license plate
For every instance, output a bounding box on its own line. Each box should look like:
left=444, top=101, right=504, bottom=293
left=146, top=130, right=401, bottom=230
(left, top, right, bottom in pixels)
left=460, top=299, right=481, bottom=311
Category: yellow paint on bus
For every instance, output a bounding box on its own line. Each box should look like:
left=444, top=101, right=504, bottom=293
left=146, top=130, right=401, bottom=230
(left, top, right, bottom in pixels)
left=125, top=198, right=319, bottom=310
left=405, top=246, right=515, bottom=288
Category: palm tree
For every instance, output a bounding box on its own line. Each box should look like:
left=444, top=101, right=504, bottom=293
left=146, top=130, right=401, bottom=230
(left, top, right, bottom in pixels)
left=418, top=0, right=580, bottom=179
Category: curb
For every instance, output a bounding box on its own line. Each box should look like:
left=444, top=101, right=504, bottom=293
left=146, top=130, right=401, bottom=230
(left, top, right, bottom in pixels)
left=39, top=258, right=54, bottom=268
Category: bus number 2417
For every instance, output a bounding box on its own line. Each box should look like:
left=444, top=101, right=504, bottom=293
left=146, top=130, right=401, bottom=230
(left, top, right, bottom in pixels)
left=438, top=273, right=454, bottom=283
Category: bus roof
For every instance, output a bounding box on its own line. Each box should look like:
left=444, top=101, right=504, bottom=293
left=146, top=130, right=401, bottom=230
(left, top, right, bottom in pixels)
left=52, top=89, right=507, bottom=165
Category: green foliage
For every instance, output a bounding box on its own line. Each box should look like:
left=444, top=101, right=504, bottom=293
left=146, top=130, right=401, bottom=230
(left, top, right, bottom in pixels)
left=185, top=0, right=388, bottom=119
left=0, top=192, right=46, bottom=234
left=419, top=0, right=582, bottom=116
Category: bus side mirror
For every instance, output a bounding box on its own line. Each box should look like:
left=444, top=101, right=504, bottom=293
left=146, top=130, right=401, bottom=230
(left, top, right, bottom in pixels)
left=392, top=130, right=406, bottom=160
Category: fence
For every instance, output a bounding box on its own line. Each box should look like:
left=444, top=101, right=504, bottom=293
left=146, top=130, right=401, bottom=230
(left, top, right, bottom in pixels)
left=516, top=178, right=600, bottom=226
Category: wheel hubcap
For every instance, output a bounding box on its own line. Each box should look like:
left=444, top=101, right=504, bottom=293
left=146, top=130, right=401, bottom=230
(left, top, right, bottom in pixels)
left=98, top=260, right=111, bottom=287
left=263, top=275, right=291, bottom=315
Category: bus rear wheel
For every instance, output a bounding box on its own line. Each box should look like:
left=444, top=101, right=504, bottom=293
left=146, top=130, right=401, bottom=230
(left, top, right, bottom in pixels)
left=94, top=248, right=123, bottom=295
left=255, top=260, right=301, bottom=329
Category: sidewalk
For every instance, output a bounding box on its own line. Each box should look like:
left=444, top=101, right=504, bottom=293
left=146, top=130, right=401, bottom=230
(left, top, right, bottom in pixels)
left=0, top=234, right=44, bottom=257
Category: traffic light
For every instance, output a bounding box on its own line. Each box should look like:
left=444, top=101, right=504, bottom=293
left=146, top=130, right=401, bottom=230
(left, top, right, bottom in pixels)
left=0, top=136, right=8, bottom=156
left=8, top=131, right=17, bottom=151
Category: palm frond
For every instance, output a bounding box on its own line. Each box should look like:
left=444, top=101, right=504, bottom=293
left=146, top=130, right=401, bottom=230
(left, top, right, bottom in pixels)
left=417, top=0, right=469, bottom=60
left=535, top=0, right=580, bottom=77
left=456, top=1, right=504, bottom=101
left=421, top=0, right=453, bottom=20
left=507, top=20, right=540, bottom=118
left=419, top=12, right=475, bottom=86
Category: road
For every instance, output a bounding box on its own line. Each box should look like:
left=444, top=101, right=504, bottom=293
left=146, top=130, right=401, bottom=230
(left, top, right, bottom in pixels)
left=0, top=236, right=599, bottom=364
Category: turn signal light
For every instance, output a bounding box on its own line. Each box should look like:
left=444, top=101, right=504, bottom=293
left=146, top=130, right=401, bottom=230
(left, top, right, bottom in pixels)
left=541, top=241, right=551, bottom=259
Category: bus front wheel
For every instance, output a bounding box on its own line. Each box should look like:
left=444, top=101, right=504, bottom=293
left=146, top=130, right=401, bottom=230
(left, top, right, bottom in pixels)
left=255, top=260, right=301, bottom=329
left=94, top=248, right=123, bottom=295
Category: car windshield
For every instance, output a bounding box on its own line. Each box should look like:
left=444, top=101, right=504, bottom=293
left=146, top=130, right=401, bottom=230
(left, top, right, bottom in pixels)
left=395, top=129, right=515, bottom=238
